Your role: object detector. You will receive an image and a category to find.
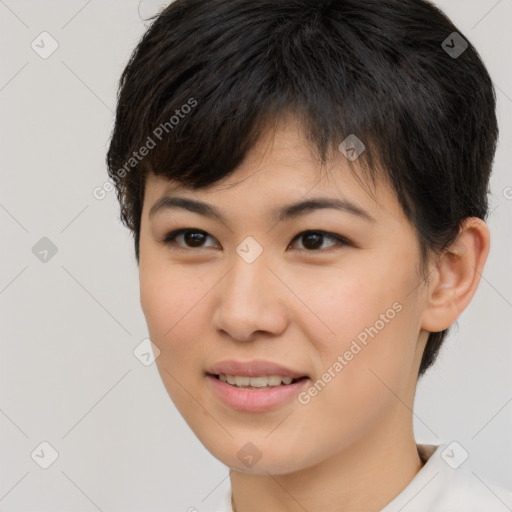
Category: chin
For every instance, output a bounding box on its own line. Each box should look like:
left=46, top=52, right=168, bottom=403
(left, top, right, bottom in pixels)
left=200, top=438, right=315, bottom=476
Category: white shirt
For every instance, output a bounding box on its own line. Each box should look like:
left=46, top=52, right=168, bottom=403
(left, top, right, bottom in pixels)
left=213, top=443, right=512, bottom=511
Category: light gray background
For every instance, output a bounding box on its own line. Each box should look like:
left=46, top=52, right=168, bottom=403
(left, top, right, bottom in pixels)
left=0, top=1, right=511, bottom=511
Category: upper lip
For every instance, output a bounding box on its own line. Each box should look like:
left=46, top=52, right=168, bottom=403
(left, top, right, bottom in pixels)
left=207, top=359, right=308, bottom=379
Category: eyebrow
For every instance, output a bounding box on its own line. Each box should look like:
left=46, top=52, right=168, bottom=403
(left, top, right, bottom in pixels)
left=149, top=195, right=375, bottom=224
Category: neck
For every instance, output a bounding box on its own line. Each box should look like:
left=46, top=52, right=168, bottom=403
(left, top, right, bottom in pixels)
left=229, top=411, right=424, bottom=512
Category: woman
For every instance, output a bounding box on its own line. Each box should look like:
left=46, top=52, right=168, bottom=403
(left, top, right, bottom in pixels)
left=106, top=0, right=512, bottom=510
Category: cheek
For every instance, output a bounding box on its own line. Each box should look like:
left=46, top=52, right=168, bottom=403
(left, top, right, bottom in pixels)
left=140, top=261, right=199, bottom=334
left=293, top=256, right=417, bottom=348
left=139, top=263, right=209, bottom=375
left=290, top=282, right=420, bottom=461
left=139, top=265, right=212, bottom=416
left=297, top=257, right=422, bottom=405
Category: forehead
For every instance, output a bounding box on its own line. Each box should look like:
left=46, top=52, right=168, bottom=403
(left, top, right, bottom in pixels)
left=142, top=116, right=402, bottom=224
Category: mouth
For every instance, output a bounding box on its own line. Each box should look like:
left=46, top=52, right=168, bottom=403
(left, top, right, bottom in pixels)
left=205, top=359, right=311, bottom=411
left=207, top=373, right=309, bottom=390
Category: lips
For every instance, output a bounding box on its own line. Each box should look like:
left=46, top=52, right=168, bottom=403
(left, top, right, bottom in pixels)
left=206, top=360, right=311, bottom=412
left=207, top=359, right=309, bottom=379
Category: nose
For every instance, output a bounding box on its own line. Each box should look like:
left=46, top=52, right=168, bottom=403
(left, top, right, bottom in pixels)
left=212, top=253, right=289, bottom=342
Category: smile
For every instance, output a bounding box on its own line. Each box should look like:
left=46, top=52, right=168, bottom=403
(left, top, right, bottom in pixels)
left=207, top=373, right=310, bottom=412
left=217, top=374, right=301, bottom=388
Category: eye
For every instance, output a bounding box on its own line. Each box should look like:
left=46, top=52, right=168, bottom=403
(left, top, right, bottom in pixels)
left=161, top=228, right=350, bottom=252
left=160, top=228, right=219, bottom=249
left=288, top=230, right=349, bottom=252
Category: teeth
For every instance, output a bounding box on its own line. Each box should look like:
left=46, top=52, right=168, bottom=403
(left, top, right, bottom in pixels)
left=234, top=376, right=250, bottom=386
left=267, top=375, right=283, bottom=386
left=218, top=374, right=295, bottom=387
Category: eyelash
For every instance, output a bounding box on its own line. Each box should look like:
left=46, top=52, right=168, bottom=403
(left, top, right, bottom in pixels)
left=160, top=228, right=352, bottom=253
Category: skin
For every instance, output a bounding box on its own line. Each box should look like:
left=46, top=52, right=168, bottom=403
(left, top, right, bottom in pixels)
left=138, top=115, right=490, bottom=512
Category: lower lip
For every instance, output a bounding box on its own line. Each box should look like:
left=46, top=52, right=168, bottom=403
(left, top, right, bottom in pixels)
left=206, top=374, right=309, bottom=412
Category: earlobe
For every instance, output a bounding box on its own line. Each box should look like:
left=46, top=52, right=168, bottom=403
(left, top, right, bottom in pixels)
left=420, top=217, right=490, bottom=333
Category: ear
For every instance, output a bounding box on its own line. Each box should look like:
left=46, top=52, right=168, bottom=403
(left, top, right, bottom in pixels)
left=420, top=217, right=490, bottom=333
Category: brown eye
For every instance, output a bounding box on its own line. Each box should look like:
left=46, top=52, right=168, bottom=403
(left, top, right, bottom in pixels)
left=162, top=229, right=219, bottom=249
left=289, top=231, right=349, bottom=252
left=161, top=228, right=350, bottom=252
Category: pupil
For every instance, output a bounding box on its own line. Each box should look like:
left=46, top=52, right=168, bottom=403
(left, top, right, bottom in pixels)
left=303, top=232, right=322, bottom=250
left=185, top=231, right=205, bottom=247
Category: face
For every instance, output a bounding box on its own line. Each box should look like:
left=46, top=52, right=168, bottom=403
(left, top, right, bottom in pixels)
left=139, top=117, right=431, bottom=475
